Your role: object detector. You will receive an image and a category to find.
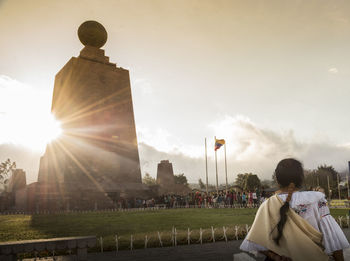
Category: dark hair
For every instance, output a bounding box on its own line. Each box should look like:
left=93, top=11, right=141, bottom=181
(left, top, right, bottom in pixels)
left=273, top=158, right=304, bottom=245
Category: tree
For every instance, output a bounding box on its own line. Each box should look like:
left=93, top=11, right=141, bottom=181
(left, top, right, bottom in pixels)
left=301, top=165, right=338, bottom=198
left=261, top=179, right=274, bottom=189
left=235, top=173, right=261, bottom=191
left=315, top=165, right=338, bottom=198
left=235, top=174, right=246, bottom=189
left=198, top=178, right=205, bottom=189
left=245, top=174, right=261, bottom=191
left=304, top=169, right=318, bottom=189
left=0, top=158, right=16, bottom=192
left=174, top=173, right=188, bottom=186
left=142, top=173, right=156, bottom=185
left=271, top=173, right=277, bottom=187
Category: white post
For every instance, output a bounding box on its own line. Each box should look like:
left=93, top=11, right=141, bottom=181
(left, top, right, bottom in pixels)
left=145, top=235, right=149, bottom=249
left=246, top=224, right=250, bottom=234
left=157, top=231, right=163, bottom=247
left=100, top=236, right=103, bottom=253
left=235, top=225, right=239, bottom=240
left=130, top=235, right=134, bottom=251
left=347, top=215, right=349, bottom=228
left=187, top=228, right=191, bottom=245
left=174, top=228, right=177, bottom=246
left=211, top=226, right=215, bottom=242
left=223, top=226, right=228, bottom=243
left=199, top=228, right=203, bottom=244
left=339, top=216, right=343, bottom=228
left=115, top=235, right=119, bottom=253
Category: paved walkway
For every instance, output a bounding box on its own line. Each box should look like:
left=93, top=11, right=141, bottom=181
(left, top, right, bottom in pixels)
left=24, top=241, right=261, bottom=261
left=24, top=229, right=350, bottom=261
left=88, top=240, right=262, bottom=261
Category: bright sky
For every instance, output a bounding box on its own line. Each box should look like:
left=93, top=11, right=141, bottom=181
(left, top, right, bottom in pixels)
left=1, top=0, right=350, bottom=184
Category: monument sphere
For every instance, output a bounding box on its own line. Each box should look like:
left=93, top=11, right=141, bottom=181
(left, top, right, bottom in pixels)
left=78, top=21, right=107, bottom=48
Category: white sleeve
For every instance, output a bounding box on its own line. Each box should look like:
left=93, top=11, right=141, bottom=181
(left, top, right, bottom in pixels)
left=240, top=237, right=268, bottom=252
left=320, top=215, right=349, bottom=254
left=318, top=199, right=350, bottom=254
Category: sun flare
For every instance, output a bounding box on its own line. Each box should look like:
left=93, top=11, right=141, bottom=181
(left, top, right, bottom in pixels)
left=41, top=114, right=63, bottom=144
left=0, top=75, right=64, bottom=152
left=18, top=113, right=62, bottom=151
left=0, top=110, right=62, bottom=152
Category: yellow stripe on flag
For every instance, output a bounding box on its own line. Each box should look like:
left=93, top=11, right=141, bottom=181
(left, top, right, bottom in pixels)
left=215, top=139, right=225, bottom=145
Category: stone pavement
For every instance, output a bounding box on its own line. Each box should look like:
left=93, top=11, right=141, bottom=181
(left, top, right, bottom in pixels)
left=23, top=240, right=261, bottom=261
left=92, top=241, right=265, bottom=261
left=24, top=229, right=350, bottom=261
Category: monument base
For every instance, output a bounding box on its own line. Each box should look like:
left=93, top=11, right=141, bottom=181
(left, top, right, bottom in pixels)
left=14, top=181, right=151, bottom=212
left=157, top=184, right=192, bottom=196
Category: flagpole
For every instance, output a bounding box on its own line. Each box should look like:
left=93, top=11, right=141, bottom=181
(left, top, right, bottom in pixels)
left=347, top=172, right=349, bottom=199
left=205, top=138, right=208, bottom=195
left=348, top=161, right=350, bottom=199
left=337, top=173, right=341, bottom=200
left=215, top=136, right=219, bottom=194
left=224, top=143, right=228, bottom=194
left=327, top=175, right=330, bottom=199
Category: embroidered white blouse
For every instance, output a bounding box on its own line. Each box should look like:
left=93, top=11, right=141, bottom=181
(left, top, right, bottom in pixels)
left=240, top=191, right=349, bottom=255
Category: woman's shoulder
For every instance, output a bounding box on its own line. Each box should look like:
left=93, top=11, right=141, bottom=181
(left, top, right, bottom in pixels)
left=291, top=191, right=326, bottom=205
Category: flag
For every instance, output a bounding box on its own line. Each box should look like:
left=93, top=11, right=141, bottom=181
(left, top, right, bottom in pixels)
left=215, top=139, right=225, bottom=151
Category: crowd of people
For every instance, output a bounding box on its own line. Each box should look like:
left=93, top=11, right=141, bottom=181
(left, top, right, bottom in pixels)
left=119, top=189, right=268, bottom=209
left=117, top=185, right=346, bottom=209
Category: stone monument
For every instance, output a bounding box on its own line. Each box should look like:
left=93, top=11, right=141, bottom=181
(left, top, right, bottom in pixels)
left=32, top=21, right=147, bottom=211
left=156, top=160, right=175, bottom=186
left=156, top=160, right=191, bottom=195
left=8, top=169, right=26, bottom=192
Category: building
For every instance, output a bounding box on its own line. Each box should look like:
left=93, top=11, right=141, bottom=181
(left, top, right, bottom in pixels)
left=20, top=21, right=149, bottom=211
left=156, top=160, right=191, bottom=195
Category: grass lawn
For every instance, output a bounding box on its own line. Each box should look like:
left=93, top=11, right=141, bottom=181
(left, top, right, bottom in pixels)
left=0, top=208, right=348, bottom=250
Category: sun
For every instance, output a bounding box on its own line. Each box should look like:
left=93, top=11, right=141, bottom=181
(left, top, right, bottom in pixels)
left=1, top=112, right=63, bottom=152
left=0, top=75, right=66, bottom=152
left=21, top=113, right=62, bottom=151
left=41, top=114, right=63, bottom=143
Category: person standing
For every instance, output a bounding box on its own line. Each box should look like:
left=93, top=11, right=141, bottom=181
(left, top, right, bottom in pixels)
left=237, top=191, right=242, bottom=207
left=248, top=191, right=253, bottom=207
left=252, top=191, right=257, bottom=207
left=242, top=192, right=247, bottom=208
left=240, top=158, right=349, bottom=261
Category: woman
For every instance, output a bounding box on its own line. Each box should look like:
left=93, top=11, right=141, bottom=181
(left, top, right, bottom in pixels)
left=242, top=192, right=247, bottom=207
left=237, top=191, right=242, bottom=206
left=240, top=158, right=349, bottom=261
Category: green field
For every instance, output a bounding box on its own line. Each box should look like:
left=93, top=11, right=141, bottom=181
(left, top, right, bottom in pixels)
left=0, top=208, right=348, bottom=250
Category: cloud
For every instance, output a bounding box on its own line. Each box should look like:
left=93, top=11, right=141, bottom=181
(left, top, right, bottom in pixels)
left=133, top=78, right=154, bottom=95
left=138, top=115, right=350, bottom=184
left=328, top=68, right=338, bottom=74
left=0, top=75, right=59, bottom=151
left=209, top=115, right=303, bottom=161
left=137, top=126, right=203, bottom=157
